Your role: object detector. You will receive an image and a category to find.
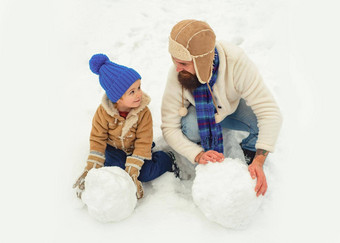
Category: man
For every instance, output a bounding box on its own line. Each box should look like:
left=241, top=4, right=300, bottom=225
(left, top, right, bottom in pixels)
left=161, top=19, right=282, bottom=197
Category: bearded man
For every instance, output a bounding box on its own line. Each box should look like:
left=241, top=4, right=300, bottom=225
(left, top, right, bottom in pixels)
left=161, top=19, right=282, bottom=197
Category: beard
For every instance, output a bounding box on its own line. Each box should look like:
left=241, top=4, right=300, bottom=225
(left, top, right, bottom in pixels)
left=178, top=70, right=202, bottom=92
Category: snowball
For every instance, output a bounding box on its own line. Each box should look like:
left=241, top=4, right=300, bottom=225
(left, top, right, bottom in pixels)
left=82, top=166, right=137, bottom=223
left=192, top=158, right=263, bottom=229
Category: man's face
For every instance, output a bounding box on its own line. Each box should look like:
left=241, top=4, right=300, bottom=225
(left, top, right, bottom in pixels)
left=173, top=57, right=201, bottom=91
left=173, top=58, right=196, bottom=75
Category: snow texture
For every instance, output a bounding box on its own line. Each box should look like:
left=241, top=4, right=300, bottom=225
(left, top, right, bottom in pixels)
left=192, top=158, right=263, bottom=229
left=2, top=0, right=339, bottom=242
left=82, top=167, right=137, bottom=223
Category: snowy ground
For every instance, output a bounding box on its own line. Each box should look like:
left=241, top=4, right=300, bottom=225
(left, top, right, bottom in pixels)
left=1, top=0, right=339, bottom=242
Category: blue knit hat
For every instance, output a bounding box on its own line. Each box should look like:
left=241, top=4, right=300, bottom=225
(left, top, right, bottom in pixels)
left=89, top=54, right=141, bottom=102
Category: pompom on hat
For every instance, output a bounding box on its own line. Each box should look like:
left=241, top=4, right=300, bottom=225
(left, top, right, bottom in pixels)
left=89, top=54, right=141, bottom=103
left=168, top=19, right=216, bottom=84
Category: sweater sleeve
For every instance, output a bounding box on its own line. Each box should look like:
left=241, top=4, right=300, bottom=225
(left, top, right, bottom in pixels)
left=161, top=68, right=204, bottom=163
left=85, top=105, right=109, bottom=171
left=130, top=107, right=153, bottom=160
left=233, top=51, right=282, bottom=152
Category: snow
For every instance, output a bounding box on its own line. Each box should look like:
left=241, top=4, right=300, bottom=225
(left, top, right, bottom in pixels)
left=82, top=167, right=137, bottom=223
left=192, top=159, right=263, bottom=229
left=1, top=0, right=340, bottom=242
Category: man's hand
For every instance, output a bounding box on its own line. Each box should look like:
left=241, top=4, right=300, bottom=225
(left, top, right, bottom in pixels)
left=248, top=149, right=269, bottom=197
left=195, top=150, right=224, bottom=164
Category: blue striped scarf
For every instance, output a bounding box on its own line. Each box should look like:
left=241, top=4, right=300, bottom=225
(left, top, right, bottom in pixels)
left=193, top=49, right=224, bottom=153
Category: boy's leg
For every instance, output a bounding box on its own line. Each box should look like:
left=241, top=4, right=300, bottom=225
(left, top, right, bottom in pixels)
left=138, top=151, right=173, bottom=182
left=105, top=145, right=172, bottom=181
left=104, top=145, right=127, bottom=169
left=219, top=99, right=259, bottom=152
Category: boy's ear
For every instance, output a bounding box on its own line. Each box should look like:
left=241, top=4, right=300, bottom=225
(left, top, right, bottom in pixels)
left=116, top=97, right=122, bottom=104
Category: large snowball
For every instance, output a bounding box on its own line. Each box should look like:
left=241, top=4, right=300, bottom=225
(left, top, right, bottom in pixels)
left=82, top=166, right=137, bottom=223
left=192, top=158, right=263, bottom=229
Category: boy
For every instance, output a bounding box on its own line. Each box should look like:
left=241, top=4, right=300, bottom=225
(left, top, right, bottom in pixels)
left=73, top=54, right=176, bottom=199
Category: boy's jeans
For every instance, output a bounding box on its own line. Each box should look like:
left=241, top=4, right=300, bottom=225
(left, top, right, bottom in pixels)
left=181, top=99, right=259, bottom=152
left=104, top=145, right=172, bottom=182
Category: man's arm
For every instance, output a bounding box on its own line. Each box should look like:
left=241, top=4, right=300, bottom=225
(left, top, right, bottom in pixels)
left=231, top=47, right=282, bottom=196
left=233, top=48, right=282, bottom=153
left=248, top=149, right=269, bottom=197
left=161, top=68, right=204, bottom=163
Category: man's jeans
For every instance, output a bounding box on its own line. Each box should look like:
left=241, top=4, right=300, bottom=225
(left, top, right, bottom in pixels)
left=181, top=99, right=259, bottom=152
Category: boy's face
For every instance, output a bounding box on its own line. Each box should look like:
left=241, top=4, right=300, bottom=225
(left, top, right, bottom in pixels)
left=116, top=79, right=142, bottom=112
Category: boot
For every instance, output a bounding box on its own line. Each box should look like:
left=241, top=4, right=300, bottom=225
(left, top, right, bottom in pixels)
left=166, top=151, right=181, bottom=178
left=240, top=143, right=256, bottom=165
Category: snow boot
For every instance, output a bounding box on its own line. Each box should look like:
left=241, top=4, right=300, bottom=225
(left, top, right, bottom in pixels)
left=240, top=143, right=256, bottom=165
left=166, top=151, right=181, bottom=178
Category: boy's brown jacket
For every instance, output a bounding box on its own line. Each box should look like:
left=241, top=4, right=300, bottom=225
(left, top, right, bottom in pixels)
left=85, top=92, right=152, bottom=171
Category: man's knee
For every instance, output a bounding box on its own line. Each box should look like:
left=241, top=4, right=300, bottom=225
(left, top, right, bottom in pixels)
left=181, top=106, right=201, bottom=142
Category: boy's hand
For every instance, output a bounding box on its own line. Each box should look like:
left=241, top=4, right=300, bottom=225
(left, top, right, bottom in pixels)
left=73, top=170, right=88, bottom=199
left=125, top=156, right=144, bottom=199
left=125, top=165, right=144, bottom=199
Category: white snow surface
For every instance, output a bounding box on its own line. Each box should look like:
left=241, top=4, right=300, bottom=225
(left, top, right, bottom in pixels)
left=1, top=0, right=340, bottom=242
left=82, top=167, right=137, bottom=223
left=192, top=159, right=263, bottom=229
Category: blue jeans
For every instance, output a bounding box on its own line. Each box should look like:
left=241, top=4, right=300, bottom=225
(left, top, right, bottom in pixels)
left=104, top=145, right=172, bottom=182
left=181, top=99, right=259, bottom=152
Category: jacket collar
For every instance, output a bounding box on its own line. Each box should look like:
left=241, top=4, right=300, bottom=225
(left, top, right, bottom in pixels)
left=101, top=92, right=151, bottom=118
left=101, top=92, right=151, bottom=138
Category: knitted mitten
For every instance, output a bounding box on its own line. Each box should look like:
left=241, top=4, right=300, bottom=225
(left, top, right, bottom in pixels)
left=125, top=156, right=144, bottom=199
left=73, top=152, right=105, bottom=199
left=73, top=170, right=88, bottom=199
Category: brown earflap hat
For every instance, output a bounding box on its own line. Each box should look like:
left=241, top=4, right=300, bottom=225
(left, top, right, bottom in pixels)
left=169, top=19, right=216, bottom=84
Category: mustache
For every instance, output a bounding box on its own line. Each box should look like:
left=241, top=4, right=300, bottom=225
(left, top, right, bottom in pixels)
left=178, top=71, right=201, bottom=92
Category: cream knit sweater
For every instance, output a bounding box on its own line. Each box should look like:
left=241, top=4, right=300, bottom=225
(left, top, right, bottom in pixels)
left=161, top=41, right=282, bottom=164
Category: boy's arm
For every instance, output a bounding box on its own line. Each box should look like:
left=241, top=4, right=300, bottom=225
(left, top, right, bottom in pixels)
left=125, top=108, right=153, bottom=199
left=86, top=105, right=109, bottom=170
left=73, top=105, right=109, bottom=198
left=127, top=107, right=153, bottom=163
